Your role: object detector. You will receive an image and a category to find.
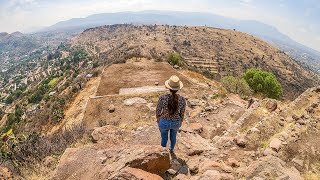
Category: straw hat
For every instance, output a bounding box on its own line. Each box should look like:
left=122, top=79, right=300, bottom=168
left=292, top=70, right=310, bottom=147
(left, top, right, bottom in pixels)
left=165, top=75, right=183, bottom=91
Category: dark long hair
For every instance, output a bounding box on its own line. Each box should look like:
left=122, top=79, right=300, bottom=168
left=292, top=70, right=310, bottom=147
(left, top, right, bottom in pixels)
left=168, top=89, right=179, bottom=115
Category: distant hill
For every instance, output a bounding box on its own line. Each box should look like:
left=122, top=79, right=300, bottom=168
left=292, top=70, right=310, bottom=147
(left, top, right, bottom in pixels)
left=42, top=11, right=320, bottom=73
left=72, top=24, right=319, bottom=99
left=0, top=32, right=9, bottom=38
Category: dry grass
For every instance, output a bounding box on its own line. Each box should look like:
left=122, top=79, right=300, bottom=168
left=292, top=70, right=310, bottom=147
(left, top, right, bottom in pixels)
left=12, top=124, right=86, bottom=178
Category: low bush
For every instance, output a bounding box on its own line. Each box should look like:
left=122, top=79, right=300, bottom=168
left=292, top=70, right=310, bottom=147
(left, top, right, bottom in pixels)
left=221, top=76, right=253, bottom=98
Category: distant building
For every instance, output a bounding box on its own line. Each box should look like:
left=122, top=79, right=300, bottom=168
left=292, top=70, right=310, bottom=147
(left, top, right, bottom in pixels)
left=49, top=91, right=56, bottom=96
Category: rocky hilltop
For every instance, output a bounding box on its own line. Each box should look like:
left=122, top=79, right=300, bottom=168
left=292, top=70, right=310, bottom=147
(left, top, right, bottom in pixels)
left=1, top=58, right=319, bottom=179
left=42, top=58, right=318, bottom=180
left=72, top=24, right=319, bottom=99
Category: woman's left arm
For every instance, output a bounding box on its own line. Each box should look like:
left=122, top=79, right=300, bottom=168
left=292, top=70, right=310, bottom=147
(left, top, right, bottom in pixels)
left=156, top=96, right=163, bottom=123
left=179, top=97, right=186, bottom=124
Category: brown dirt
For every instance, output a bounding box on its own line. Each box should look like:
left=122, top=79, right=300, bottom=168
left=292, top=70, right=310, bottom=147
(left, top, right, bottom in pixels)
left=96, top=59, right=192, bottom=96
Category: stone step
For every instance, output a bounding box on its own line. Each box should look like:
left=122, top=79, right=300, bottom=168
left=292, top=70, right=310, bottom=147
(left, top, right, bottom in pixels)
left=186, top=60, right=218, bottom=65
left=191, top=64, right=218, bottom=69
left=185, top=58, right=218, bottom=62
left=119, top=86, right=167, bottom=95
left=210, top=70, right=219, bottom=74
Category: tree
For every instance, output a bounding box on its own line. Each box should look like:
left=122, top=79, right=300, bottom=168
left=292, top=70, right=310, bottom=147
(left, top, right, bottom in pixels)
left=5, top=95, right=14, bottom=104
left=167, top=53, right=184, bottom=66
left=243, top=68, right=282, bottom=99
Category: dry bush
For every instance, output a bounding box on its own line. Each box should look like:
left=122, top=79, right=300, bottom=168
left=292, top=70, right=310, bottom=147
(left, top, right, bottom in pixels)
left=11, top=123, right=85, bottom=165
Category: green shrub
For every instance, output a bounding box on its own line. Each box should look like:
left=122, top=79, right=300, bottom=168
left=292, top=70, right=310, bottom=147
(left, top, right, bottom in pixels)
left=48, top=77, right=59, bottom=86
left=2, top=105, right=23, bottom=132
left=167, top=53, right=183, bottom=66
left=52, top=109, right=64, bottom=124
left=243, top=68, right=282, bottom=99
left=221, top=76, right=253, bottom=97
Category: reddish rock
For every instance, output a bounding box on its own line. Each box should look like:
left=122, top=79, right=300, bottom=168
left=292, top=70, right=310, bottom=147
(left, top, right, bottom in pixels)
left=43, top=156, right=56, bottom=167
left=126, top=146, right=170, bottom=175
left=91, top=125, right=125, bottom=144
left=269, top=138, right=282, bottom=152
left=187, top=157, right=202, bottom=174
left=234, top=136, right=247, bottom=148
left=199, top=160, right=221, bottom=173
left=108, top=104, right=115, bottom=113
left=110, top=167, right=162, bottom=180
left=200, top=170, right=221, bottom=180
left=227, top=158, right=240, bottom=168
left=266, top=100, right=277, bottom=112
left=189, top=123, right=203, bottom=133
left=0, top=166, right=13, bottom=180
left=175, top=174, right=188, bottom=180
left=52, top=145, right=170, bottom=179
left=220, top=173, right=235, bottom=180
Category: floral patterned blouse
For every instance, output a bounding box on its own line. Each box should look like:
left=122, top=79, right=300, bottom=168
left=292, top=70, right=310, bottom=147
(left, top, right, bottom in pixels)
left=156, top=93, right=186, bottom=121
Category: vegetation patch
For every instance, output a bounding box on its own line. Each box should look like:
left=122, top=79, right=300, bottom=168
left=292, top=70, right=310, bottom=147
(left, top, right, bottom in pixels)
left=221, top=76, right=253, bottom=98
left=167, top=52, right=184, bottom=66
left=48, top=77, right=59, bottom=86
left=221, top=68, right=283, bottom=99
left=243, top=68, right=283, bottom=99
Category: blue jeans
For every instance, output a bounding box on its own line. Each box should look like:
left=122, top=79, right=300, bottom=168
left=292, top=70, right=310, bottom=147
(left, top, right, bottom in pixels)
left=158, top=118, right=180, bottom=152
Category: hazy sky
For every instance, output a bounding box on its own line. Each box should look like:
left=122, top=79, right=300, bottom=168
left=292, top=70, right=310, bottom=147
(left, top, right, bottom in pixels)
left=0, top=0, right=319, bottom=51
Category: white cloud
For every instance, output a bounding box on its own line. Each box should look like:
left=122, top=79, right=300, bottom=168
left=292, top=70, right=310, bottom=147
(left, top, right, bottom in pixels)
left=298, top=28, right=307, bottom=33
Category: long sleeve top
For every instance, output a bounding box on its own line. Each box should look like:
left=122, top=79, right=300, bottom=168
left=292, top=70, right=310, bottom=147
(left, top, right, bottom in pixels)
left=156, top=93, right=186, bottom=121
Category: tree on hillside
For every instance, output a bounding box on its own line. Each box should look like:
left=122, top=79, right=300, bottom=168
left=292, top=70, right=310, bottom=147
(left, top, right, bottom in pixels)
left=167, top=52, right=183, bottom=66
left=243, top=68, right=282, bottom=99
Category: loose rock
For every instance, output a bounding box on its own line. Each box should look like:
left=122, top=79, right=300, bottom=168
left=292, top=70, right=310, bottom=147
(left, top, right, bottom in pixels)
left=108, top=104, right=115, bottom=113
left=269, top=138, right=282, bottom=152
left=124, top=97, right=147, bottom=106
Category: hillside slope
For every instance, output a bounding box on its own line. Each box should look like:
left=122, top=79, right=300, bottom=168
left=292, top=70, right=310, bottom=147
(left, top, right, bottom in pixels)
left=49, top=59, right=320, bottom=180
left=72, top=24, right=319, bottom=99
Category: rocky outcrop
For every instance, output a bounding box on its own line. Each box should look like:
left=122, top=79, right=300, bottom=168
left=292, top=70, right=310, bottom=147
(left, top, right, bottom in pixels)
left=237, top=156, right=302, bottom=180
left=52, top=125, right=170, bottom=179
left=51, top=85, right=320, bottom=179
left=110, top=167, right=163, bottom=180
left=91, top=125, right=128, bottom=143
left=52, top=144, right=170, bottom=180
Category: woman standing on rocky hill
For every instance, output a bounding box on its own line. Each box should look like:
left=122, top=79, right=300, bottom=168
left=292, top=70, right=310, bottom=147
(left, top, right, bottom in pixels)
left=156, top=75, right=186, bottom=153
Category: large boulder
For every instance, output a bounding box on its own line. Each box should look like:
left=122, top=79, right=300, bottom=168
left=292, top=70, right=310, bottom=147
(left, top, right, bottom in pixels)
left=125, top=146, right=170, bottom=175
left=52, top=145, right=170, bottom=180
left=91, top=125, right=127, bottom=144
left=237, top=156, right=302, bottom=180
